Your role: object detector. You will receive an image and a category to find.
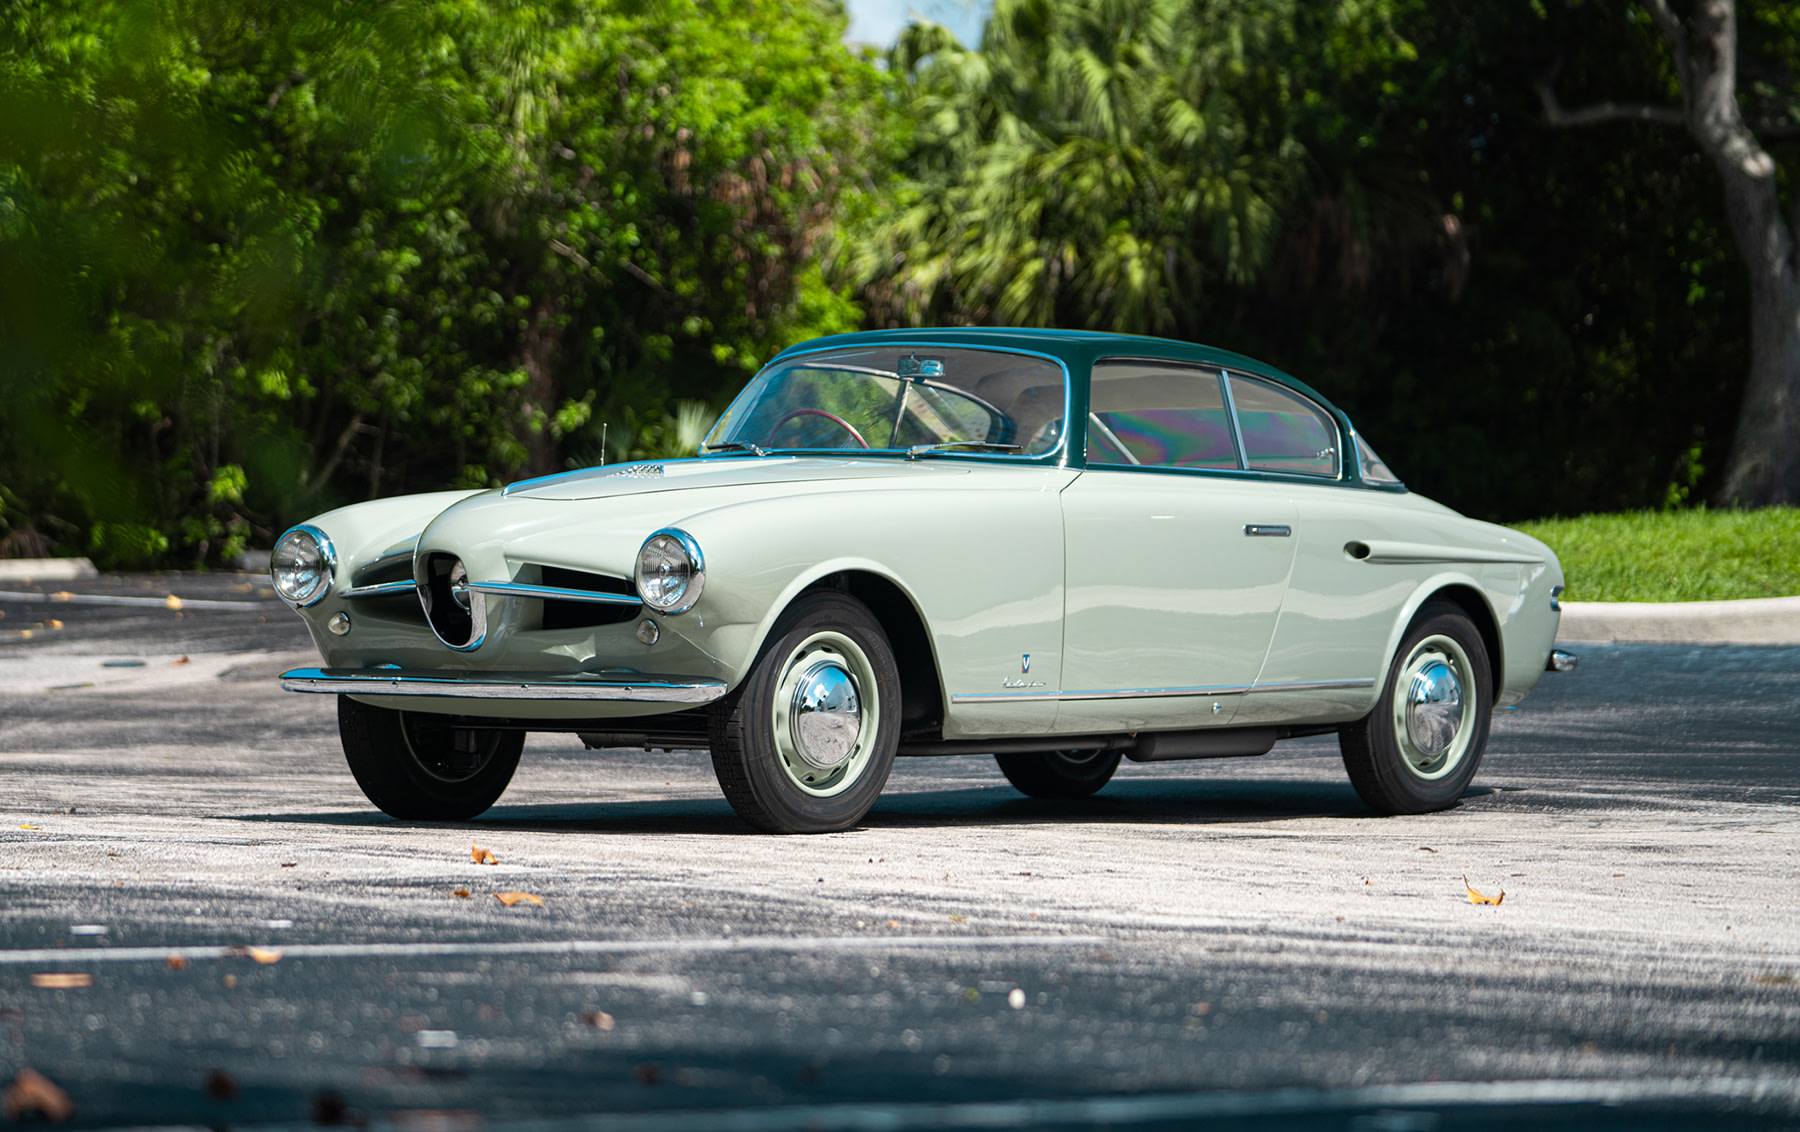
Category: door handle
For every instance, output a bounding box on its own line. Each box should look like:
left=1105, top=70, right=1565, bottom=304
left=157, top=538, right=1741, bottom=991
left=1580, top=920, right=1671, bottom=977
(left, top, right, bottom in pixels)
left=1244, top=524, right=1292, bottom=537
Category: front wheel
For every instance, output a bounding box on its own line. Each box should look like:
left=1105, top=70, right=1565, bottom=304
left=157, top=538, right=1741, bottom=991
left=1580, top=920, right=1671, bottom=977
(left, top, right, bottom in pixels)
left=338, top=697, right=523, bottom=820
left=708, top=591, right=900, bottom=833
left=1339, top=602, right=1493, bottom=814
left=995, top=749, right=1121, bottom=799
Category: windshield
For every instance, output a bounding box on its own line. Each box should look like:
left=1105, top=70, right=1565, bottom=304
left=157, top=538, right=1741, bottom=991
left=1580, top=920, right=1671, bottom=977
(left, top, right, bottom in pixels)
left=703, top=346, right=1066, bottom=456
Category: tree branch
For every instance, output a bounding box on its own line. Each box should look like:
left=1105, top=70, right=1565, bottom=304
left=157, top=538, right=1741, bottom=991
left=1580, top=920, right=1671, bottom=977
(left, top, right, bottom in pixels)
left=1533, top=77, right=1685, bottom=128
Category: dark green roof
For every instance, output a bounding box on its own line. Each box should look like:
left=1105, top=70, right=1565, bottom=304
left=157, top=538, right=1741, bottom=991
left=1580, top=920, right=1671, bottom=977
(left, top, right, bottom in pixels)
left=773, top=327, right=1337, bottom=415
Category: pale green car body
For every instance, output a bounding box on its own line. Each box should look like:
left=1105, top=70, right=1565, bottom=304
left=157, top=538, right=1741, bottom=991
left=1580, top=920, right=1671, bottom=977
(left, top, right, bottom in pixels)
left=278, top=329, right=1563, bottom=755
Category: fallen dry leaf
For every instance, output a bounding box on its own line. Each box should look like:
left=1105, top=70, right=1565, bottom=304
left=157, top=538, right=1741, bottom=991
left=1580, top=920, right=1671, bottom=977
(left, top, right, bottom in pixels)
left=167, top=954, right=187, bottom=970
left=248, top=947, right=284, bottom=964
left=2, top=1067, right=74, bottom=1122
left=494, top=891, right=544, bottom=907
left=1464, top=876, right=1505, bottom=906
left=19, top=824, right=38, bottom=830
left=581, top=1010, right=616, bottom=1030
left=1418, top=846, right=1438, bottom=853
left=471, top=843, right=497, bottom=865
left=164, top=595, right=183, bottom=610
left=171, top=654, right=190, bottom=665
left=46, top=619, right=63, bottom=630
left=29, top=973, right=91, bottom=989
left=223, top=974, right=238, bottom=988
left=887, top=919, right=901, bottom=928
left=452, top=887, right=471, bottom=899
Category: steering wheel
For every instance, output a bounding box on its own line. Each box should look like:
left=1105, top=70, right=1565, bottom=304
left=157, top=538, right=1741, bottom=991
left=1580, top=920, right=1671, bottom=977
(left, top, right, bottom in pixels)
left=770, top=408, right=870, bottom=449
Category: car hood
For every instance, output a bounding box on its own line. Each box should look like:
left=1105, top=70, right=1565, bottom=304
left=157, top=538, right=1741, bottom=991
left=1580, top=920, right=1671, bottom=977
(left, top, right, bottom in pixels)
left=502, top=456, right=934, bottom=501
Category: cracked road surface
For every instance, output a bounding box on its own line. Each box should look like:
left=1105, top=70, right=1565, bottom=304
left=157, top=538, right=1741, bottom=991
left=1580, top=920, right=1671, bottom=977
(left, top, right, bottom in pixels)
left=1, top=573, right=1797, bottom=1129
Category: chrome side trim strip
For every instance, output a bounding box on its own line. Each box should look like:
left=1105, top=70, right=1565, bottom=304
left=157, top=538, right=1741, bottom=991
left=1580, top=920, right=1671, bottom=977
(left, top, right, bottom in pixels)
left=1246, top=678, right=1376, bottom=694
left=279, top=667, right=725, bottom=703
left=464, top=581, right=642, bottom=607
left=340, top=581, right=418, bottom=600
left=950, top=678, right=1374, bottom=705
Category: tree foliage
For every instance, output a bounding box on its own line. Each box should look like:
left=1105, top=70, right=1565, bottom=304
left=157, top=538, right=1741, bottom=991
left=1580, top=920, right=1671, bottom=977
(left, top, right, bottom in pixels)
left=0, top=0, right=893, bottom=564
left=857, top=0, right=1788, bottom=520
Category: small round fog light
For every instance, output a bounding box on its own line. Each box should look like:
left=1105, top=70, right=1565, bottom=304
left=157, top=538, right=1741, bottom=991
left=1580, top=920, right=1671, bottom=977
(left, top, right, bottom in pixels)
left=327, top=612, right=352, bottom=637
left=636, top=619, right=659, bottom=646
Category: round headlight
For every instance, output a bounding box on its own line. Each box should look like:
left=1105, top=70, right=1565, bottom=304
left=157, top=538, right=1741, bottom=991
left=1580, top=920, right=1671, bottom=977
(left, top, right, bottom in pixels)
left=271, top=525, right=335, bottom=607
left=635, top=529, right=704, bottom=614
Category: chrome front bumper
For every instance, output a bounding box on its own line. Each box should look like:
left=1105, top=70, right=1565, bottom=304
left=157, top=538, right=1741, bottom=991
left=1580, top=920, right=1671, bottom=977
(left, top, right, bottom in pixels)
left=279, top=667, right=727, bottom=703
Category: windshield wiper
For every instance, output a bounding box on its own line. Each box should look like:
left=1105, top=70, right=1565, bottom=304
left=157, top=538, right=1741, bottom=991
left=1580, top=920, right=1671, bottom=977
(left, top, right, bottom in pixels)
left=905, top=441, right=1023, bottom=459
left=701, top=441, right=769, bottom=456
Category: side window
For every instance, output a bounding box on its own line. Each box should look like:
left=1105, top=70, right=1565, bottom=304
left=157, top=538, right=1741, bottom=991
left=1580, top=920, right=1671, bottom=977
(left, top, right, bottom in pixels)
left=1227, top=374, right=1339, bottom=477
left=1086, top=361, right=1239, bottom=470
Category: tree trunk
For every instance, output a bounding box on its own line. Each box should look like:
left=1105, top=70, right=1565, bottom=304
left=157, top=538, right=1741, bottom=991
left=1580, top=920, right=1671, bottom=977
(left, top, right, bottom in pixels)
left=1674, top=0, right=1800, bottom=505
left=1721, top=269, right=1800, bottom=504
left=1540, top=0, right=1800, bottom=505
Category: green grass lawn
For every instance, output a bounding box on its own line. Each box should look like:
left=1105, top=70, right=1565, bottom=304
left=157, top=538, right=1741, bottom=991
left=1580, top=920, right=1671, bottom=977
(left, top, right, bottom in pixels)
left=1515, top=507, right=1800, bottom=603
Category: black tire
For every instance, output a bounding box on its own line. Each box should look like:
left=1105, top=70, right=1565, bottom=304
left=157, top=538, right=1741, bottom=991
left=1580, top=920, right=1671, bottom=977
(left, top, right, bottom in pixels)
left=338, top=696, right=524, bottom=821
left=707, top=591, right=901, bottom=833
left=995, top=749, right=1121, bottom=799
left=1339, top=601, right=1493, bottom=814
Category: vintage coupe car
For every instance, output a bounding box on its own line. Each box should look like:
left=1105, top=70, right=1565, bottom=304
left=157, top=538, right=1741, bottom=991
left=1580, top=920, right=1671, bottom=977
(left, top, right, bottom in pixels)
left=272, top=328, right=1569, bottom=833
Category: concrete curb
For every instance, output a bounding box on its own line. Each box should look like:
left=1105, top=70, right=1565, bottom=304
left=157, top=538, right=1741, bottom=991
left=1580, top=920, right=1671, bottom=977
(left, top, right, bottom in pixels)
left=1557, top=595, right=1800, bottom=645
left=0, top=557, right=97, bottom=582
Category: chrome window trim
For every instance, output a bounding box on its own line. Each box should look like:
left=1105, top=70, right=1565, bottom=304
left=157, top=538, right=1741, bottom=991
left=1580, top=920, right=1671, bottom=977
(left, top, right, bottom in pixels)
left=466, top=581, right=642, bottom=607
left=272, top=523, right=337, bottom=609
left=951, top=677, right=1375, bottom=705
left=1217, top=365, right=1248, bottom=470
left=279, top=666, right=726, bottom=704
left=708, top=341, right=1075, bottom=467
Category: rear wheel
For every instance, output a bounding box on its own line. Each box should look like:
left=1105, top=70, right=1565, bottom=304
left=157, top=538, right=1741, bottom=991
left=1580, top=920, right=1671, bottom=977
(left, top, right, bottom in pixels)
left=708, top=591, right=900, bottom=833
left=995, top=749, right=1121, bottom=799
left=1339, top=602, right=1492, bottom=814
left=338, top=697, right=523, bottom=820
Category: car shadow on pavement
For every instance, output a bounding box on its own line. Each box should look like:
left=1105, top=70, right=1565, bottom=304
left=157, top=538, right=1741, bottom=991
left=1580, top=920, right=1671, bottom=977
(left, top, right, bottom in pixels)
left=232, top=778, right=1506, bottom=834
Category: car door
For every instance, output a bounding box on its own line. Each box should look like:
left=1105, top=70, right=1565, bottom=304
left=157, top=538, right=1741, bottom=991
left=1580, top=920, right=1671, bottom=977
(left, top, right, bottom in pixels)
left=1056, top=360, right=1297, bottom=734
left=1220, top=375, right=1389, bottom=726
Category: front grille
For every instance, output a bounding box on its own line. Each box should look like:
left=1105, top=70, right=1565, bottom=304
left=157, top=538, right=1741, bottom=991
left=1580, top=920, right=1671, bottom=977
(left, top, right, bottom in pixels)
left=422, top=553, right=482, bottom=648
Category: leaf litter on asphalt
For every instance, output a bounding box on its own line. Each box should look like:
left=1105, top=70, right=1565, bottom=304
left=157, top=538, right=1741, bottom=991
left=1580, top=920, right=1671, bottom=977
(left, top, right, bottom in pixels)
left=495, top=891, right=544, bottom=907
left=471, top=843, right=497, bottom=865
left=1464, top=876, right=1505, bottom=905
left=2, top=1067, right=74, bottom=1122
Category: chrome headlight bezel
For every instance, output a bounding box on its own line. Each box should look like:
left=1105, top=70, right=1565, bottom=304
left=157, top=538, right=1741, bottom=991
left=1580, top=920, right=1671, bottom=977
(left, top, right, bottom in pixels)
left=635, top=528, right=705, bottom=615
left=271, top=524, right=336, bottom=608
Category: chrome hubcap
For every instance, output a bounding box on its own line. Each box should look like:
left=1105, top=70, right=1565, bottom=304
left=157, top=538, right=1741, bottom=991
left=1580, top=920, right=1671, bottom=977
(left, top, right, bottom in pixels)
left=1405, top=660, right=1463, bottom=755
left=770, top=631, right=880, bottom=797
left=1390, top=634, right=1478, bottom=780
left=789, top=661, right=862, bottom=770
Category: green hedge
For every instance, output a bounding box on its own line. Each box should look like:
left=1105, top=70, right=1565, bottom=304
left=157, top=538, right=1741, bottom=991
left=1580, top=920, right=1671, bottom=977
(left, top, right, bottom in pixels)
left=1516, top=508, right=1800, bottom=603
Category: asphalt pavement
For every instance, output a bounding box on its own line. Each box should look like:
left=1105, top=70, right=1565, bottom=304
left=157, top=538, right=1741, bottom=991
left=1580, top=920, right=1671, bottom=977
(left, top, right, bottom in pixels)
left=0, top=574, right=1797, bottom=1130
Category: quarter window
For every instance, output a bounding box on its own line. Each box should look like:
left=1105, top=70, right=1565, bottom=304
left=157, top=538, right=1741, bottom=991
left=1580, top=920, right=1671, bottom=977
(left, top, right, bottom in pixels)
left=1086, top=362, right=1239, bottom=470
left=1354, top=431, right=1402, bottom=486
left=1226, top=375, right=1339, bottom=478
